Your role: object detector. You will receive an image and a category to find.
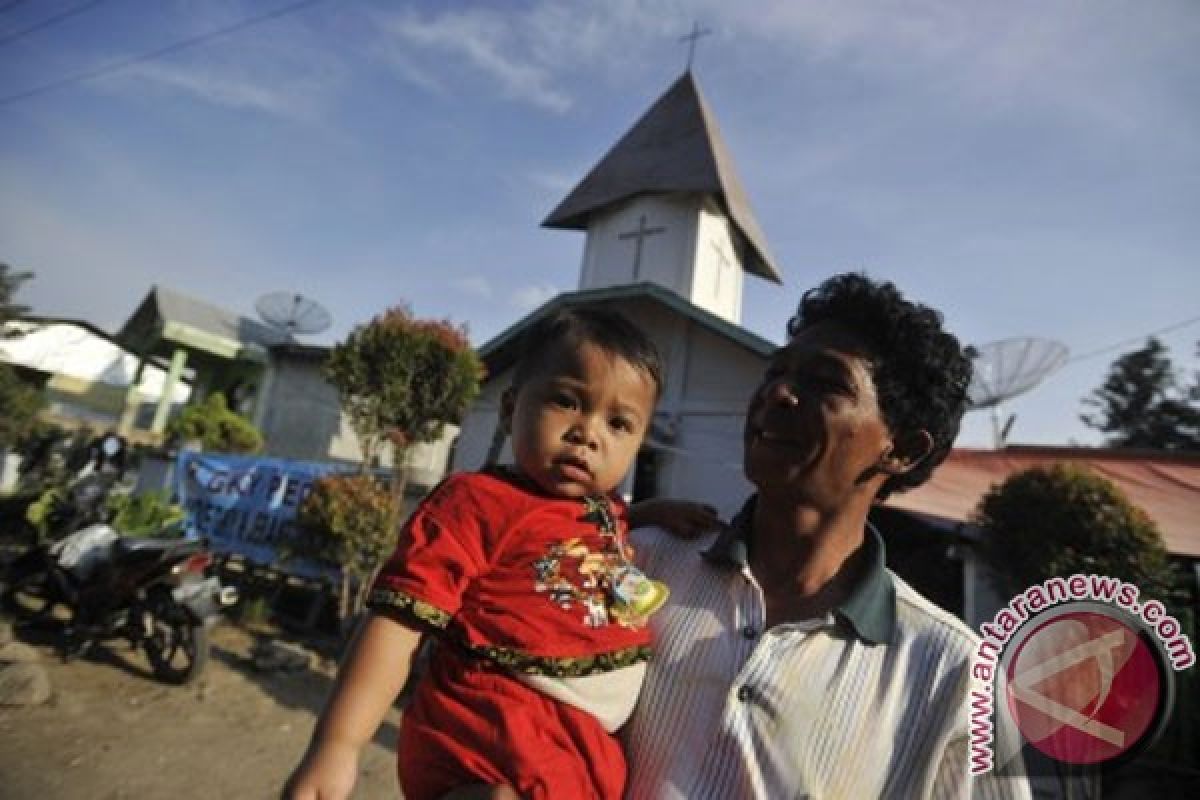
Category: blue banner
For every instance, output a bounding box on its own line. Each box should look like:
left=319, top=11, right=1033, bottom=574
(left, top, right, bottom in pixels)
left=175, top=450, right=355, bottom=577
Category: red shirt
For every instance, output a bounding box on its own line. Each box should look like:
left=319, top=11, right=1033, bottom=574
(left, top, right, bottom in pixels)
left=369, top=468, right=652, bottom=674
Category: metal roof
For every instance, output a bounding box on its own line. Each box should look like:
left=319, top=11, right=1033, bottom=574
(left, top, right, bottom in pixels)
left=885, top=446, right=1200, bottom=558
left=543, top=71, right=782, bottom=285
left=118, top=286, right=285, bottom=361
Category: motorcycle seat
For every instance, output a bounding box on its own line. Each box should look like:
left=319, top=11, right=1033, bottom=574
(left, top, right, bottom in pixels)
left=112, top=537, right=202, bottom=557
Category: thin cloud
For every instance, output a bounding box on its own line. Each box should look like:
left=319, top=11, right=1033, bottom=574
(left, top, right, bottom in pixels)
left=510, top=284, right=558, bottom=311
left=697, top=0, right=1199, bottom=139
left=452, top=275, right=493, bottom=298
left=522, top=169, right=574, bottom=195
left=104, top=61, right=322, bottom=120
left=376, top=7, right=572, bottom=113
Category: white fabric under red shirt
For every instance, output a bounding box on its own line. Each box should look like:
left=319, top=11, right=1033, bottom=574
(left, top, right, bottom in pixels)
left=623, top=512, right=1033, bottom=800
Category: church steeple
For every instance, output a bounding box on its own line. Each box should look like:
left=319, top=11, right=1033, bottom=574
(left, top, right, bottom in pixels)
left=543, top=71, right=780, bottom=324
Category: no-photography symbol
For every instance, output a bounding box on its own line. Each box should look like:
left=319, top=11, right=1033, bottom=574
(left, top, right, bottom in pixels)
left=1004, top=604, right=1171, bottom=766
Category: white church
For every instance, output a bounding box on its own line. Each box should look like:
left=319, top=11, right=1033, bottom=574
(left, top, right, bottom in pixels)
left=453, top=71, right=782, bottom=519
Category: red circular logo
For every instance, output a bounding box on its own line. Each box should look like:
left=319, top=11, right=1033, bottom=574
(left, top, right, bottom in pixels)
left=1005, top=609, right=1164, bottom=765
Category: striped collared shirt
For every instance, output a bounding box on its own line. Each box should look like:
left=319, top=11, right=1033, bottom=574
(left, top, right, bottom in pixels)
left=624, top=505, right=1031, bottom=799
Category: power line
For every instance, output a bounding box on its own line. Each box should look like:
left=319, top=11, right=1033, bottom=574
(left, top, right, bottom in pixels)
left=0, top=0, right=326, bottom=107
left=0, top=0, right=106, bottom=47
left=1066, top=313, right=1200, bottom=364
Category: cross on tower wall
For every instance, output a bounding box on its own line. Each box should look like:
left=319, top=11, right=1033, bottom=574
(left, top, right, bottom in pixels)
left=578, top=195, right=745, bottom=324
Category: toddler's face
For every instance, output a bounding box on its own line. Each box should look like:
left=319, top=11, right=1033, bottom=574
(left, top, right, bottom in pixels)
left=503, top=342, right=657, bottom=499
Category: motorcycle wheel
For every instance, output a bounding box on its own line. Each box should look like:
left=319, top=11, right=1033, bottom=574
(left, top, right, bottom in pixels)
left=141, top=596, right=209, bottom=685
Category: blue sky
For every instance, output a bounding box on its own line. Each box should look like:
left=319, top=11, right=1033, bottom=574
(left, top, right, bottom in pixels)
left=2, top=0, right=1197, bottom=449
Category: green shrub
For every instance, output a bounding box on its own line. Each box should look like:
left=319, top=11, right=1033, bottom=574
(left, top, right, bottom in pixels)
left=24, top=486, right=63, bottom=541
left=291, top=473, right=400, bottom=623
left=106, top=490, right=184, bottom=537
left=168, top=393, right=263, bottom=454
left=973, top=463, right=1179, bottom=603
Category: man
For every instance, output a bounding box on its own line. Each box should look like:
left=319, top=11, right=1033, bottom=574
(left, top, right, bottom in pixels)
left=625, top=273, right=1030, bottom=798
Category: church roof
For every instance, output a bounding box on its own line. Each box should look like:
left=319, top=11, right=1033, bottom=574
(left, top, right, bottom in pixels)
left=542, top=72, right=782, bottom=285
left=478, top=282, right=776, bottom=377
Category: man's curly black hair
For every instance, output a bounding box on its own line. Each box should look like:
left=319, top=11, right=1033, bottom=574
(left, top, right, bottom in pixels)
left=787, top=272, right=973, bottom=498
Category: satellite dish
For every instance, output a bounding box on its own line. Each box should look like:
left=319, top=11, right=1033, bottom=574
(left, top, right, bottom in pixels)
left=966, top=337, right=1069, bottom=447
left=255, top=292, right=332, bottom=340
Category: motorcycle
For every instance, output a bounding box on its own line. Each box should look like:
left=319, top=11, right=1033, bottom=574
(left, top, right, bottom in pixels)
left=9, top=431, right=134, bottom=551
left=3, top=525, right=237, bottom=684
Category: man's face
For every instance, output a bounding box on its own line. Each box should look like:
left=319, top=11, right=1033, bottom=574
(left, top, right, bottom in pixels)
left=743, top=320, right=895, bottom=509
left=503, top=341, right=657, bottom=499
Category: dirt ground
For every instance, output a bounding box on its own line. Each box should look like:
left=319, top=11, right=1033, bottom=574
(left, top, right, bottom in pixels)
left=0, top=621, right=404, bottom=799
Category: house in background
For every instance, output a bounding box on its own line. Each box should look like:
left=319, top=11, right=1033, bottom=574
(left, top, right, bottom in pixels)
left=116, top=286, right=284, bottom=441
left=255, top=339, right=457, bottom=487
left=0, top=316, right=191, bottom=435
left=879, top=445, right=1200, bottom=626
left=455, top=71, right=784, bottom=517
left=0, top=316, right=190, bottom=491
left=114, top=285, right=455, bottom=489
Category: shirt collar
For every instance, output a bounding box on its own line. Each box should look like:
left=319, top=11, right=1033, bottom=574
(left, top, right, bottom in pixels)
left=703, top=495, right=896, bottom=645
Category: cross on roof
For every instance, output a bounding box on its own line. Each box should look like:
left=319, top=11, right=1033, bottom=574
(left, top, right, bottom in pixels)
left=679, top=21, right=712, bottom=70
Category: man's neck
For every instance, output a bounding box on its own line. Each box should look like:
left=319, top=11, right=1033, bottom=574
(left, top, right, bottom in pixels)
left=747, top=496, right=871, bottom=627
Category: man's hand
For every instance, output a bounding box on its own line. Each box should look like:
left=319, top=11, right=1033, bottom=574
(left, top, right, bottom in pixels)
left=629, top=498, right=722, bottom=538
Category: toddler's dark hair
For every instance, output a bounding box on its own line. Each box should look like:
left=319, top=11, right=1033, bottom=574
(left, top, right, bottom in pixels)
left=512, top=306, right=663, bottom=398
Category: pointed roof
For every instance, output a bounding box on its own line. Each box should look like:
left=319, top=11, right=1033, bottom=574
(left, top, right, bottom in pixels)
left=118, top=286, right=285, bottom=362
left=543, top=71, right=782, bottom=284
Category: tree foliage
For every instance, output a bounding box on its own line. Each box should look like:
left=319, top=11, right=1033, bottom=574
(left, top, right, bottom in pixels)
left=325, top=305, right=484, bottom=467
left=293, top=473, right=400, bottom=623
left=1, top=262, right=33, bottom=326
left=315, top=305, right=483, bottom=621
left=106, top=490, right=185, bottom=538
left=0, top=364, right=44, bottom=450
left=0, top=264, right=43, bottom=449
left=167, top=392, right=263, bottom=454
left=1081, top=337, right=1200, bottom=451
left=973, top=464, right=1178, bottom=602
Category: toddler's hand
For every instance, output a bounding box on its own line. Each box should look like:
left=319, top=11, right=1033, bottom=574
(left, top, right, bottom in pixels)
left=283, top=739, right=360, bottom=800
left=629, top=498, right=722, bottom=538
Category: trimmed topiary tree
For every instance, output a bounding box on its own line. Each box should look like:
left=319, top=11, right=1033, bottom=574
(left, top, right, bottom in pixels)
left=308, top=306, right=483, bottom=625
left=973, top=463, right=1178, bottom=601
left=324, top=305, right=484, bottom=484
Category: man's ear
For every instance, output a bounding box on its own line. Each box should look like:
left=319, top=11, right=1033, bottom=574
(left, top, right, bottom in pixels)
left=499, top=387, right=517, bottom=434
left=878, top=430, right=934, bottom=476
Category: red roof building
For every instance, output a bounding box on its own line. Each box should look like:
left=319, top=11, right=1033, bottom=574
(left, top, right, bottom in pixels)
left=885, top=446, right=1200, bottom=558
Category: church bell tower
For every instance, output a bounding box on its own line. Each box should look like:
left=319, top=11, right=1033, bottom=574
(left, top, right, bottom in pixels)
left=542, top=71, right=782, bottom=324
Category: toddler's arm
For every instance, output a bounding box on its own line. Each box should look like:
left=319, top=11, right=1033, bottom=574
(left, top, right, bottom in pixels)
left=629, top=498, right=721, bottom=538
left=284, top=612, right=422, bottom=800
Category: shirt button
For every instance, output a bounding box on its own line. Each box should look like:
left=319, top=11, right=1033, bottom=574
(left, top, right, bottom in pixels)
left=742, top=625, right=758, bottom=639
left=737, top=685, right=753, bottom=703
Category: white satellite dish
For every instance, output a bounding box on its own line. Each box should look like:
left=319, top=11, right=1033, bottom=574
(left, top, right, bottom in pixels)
left=967, top=337, right=1069, bottom=447
left=255, top=292, right=332, bottom=340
